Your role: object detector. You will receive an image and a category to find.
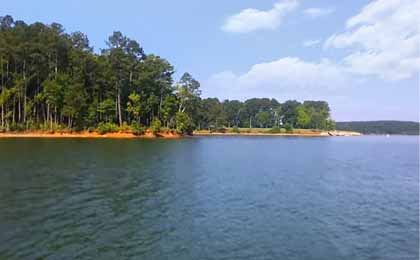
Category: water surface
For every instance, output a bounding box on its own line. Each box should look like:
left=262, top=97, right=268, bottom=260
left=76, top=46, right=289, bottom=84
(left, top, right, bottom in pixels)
left=0, top=136, right=418, bottom=259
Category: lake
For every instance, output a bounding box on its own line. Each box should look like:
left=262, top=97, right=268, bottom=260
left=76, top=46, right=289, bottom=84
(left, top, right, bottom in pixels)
left=0, top=136, right=418, bottom=260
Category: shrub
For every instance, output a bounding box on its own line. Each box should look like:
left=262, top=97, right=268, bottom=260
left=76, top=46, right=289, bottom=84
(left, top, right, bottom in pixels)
left=118, top=122, right=132, bottom=133
left=160, top=127, right=172, bottom=134
left=9, top=123, right=26, bottom=132
left=97, top=122, right=119, bottom=135
left=150, top=118, right=162, bottom=135
left=38, top=122, right=62, bottom=133
left=131, top=122, right=146, bottom=136
left=284, top=123, right=294, bottom=133
left=268, top=126, right=282, bottom=133
left=230, top=126, right=240, bottom=134
left=176, top=112, right=194, bottom=135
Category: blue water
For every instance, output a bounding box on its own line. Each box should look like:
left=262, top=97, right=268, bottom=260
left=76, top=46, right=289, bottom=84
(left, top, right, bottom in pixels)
left=0, top=136, right=418, bottom=259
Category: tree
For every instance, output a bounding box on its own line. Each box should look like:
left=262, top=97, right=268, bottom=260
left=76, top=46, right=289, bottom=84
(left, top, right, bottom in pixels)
left=176, top=111, right=194, bottom=135
left=256, top=111, right=272, bottom=128
left=126, top=92, right=141, bottom=123
left=282, top=100, right=301, bottom=127
left=223, top=100, right=243, bottom=127
left=0, top=15, right=337, bottom=134
left=177, top=72, right=201, bottom=114
left=98, top=99, right=115, bottom=123
left=150, top=118, right=161, bottom=135
left=62, top=82, right=87, bottom=128
left=303, top=101, right=331, bottom=129
left=161, top=95, right=178, bottom=127
left=296, top=105, right=310, bottom=129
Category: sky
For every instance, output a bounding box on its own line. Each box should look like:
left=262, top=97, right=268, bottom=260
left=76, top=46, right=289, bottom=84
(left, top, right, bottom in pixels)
left=2, top=0, right=419, bottom=121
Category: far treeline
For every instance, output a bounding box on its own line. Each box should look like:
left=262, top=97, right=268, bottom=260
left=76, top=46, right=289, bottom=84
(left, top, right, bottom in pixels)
left=336, top=121, right=420, bottom=135
left=0, top=15, right=335, bottom=135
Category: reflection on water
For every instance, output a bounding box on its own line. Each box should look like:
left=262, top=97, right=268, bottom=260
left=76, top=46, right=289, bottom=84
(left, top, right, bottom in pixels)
left=0, top=136, right=418, bottom=259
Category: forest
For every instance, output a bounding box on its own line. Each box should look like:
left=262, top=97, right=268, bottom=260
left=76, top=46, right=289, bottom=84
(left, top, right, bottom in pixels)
left=0, top=15, right=335, bottom=135
left=336, top=121, right=419, bottom=135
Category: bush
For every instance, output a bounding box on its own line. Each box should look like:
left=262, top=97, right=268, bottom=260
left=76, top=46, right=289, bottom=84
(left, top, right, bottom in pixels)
left=131, top=122, right=146, bottom=136
left=284, top=123, right=294, bottom=133
left=9, top=123, right=26, bottom=132
left=160, top=127, right=172, bottom=134
left=38, top=122, right=62, bottom=133
left=268, top=126, right=282, bottom=133
left=150, top=118, right=162, bottom=135
left=176, top=112, right=194, bottom=135
left=97, top=122, right=119, bottom=135
left=230, top=126, right=240, bottom=134
left=118, top=122, right=132, bottom=132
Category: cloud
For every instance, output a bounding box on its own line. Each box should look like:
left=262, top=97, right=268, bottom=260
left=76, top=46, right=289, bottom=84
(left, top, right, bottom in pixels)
left=325, top=0, right=420, bottom=80
left=303, top=8, right=335, bottom=18
left=222, top=0, right=298, bottom=33
left=303, top=39, right=321, bottom=47
left=204, top=57, right=351, bottom=100
left=206, top=0, right=419, bottom=102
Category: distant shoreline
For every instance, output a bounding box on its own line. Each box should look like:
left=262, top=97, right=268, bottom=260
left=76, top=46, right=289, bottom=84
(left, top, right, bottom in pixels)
left=0, top=130, right=362, bottom=139
left=193, top=130, right=361, bottom=137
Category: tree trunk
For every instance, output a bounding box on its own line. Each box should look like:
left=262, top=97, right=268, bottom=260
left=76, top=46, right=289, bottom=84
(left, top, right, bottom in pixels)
left=47, top=103, right=50, bottom=128
left=1, top=104, right=4, bottom=128
left=117, top=88, right=122, bottom=126
left=18, top=95, right=21, bottom=123
left=54, top=107, right=57, bottom=124
left=23, top=59, right=27, bottom=123
left=12, top=97, right=15, bottom=124
left=55, top=53, right=58, bottom=77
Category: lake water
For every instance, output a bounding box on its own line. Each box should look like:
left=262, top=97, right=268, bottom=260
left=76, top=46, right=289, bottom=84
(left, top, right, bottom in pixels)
left=0, top=136, right=418, bottom=260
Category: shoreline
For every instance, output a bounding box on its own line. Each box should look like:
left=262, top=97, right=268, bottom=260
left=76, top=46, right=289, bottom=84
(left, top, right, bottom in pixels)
left=193, top=130, right=362, bottom=137
left=0, top=131, right=183, bottom=139
left=0, top=130, right=361, bottom=139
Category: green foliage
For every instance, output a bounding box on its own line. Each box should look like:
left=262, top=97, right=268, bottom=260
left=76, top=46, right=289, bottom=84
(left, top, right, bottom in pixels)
left=97, top=122, right=119, bottom=135
left=176, top=111, right=194, bottom=135
left=118, top=122, right=132, bottom=132
left=268, top=126, right=282, bottom=133
left=150, top=118, right=161, bottom=135
left=256, top=111, right=272, bottom=128
left=325, top=119, right=336, bottom=131
left=98, top=99, right=116, bottom=123
left=296, top=105, right=311, bottom=128
left=130, top=122, right=146, bottom=135
left=38, top=122, right=62, bottom=133
left=210, top=126, right=226, bottom=133
left=161, top=95, right=178, bottom=126
left=0, top=16, right=336, bottom=134
left=284, top=123, right=294, bottom=133
left=126, top=92, right=141, bottom=122
left=336, top=121, right=419, bottom=135
left=230, top=126, right=240, bottom=134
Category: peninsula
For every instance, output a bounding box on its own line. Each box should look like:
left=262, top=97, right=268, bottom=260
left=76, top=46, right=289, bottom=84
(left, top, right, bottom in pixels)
left=1, top=16, right=343, bottom=138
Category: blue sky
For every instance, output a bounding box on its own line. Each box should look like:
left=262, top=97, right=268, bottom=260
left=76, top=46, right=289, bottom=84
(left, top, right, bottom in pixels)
left=3, top=0, right=419, bottom=121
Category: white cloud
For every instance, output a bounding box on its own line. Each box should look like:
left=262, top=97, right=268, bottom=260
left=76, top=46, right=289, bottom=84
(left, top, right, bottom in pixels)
left=303, top=39, right=321, bottom=47
left=222, top=0, right=298, bottom=33
left=325, top=0, right=420, bottom=80
left=303, top=8, right=335, bottom=18
left=207, top=0, right=419, bottom=102
left=204, top=57, right=351, bottom=100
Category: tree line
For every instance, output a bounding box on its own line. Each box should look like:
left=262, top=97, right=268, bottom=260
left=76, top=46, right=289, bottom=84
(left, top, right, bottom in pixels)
left=0, top=15, right=335, bottom=134
left=336, top=121, right=419, bottom=135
